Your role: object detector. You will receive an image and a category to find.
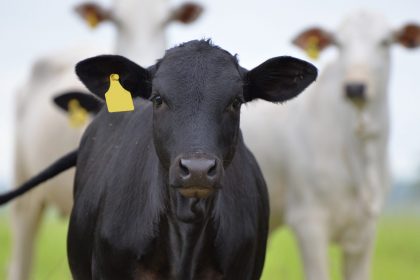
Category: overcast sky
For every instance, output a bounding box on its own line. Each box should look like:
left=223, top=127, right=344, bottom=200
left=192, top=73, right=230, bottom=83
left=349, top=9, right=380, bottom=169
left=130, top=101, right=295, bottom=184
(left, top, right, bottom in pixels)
left=0, top=0, right=419, bottom=187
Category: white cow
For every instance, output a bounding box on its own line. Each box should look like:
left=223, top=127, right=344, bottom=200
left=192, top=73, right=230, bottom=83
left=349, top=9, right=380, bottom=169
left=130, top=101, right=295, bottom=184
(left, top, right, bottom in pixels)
left=10, top=1, right=202, bottom=279
left=74, top=0, right=203, bottom=65
left=241, top=11, right=420, bottom=280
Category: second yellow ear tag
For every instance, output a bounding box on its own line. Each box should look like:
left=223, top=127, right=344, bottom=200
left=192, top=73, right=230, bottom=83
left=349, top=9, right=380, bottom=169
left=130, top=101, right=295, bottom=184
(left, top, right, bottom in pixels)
left=105, top=74, right=135, bottom=113
left=305, top=36, right=320, bottom=60
left=86, top=11, right=99, bottom=28
left=68, top=99, right=88, bottom=128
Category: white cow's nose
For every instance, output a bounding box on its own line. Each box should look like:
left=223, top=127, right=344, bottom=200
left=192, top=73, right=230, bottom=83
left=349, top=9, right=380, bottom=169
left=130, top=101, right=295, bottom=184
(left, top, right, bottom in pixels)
left=345, top=83, right=366, bottom=101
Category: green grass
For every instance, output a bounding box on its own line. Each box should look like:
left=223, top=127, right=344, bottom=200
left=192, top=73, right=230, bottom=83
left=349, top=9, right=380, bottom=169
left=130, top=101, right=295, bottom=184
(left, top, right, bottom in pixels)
left=0, top=211, right=419, bottom=279
left=262, top=215, right=420, bottom=280
left=0, top=210, right=71, bottom=279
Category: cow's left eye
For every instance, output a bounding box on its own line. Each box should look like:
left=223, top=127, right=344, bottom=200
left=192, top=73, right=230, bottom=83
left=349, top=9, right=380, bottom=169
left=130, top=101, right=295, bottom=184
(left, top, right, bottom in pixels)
left=229, top=97, right=243, bottom=111
left=152, top=95, right=164, bottom=107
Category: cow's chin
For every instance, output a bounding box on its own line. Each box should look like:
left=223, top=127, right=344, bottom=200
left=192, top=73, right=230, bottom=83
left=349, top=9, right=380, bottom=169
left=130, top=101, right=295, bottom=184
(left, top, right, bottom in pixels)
left=174, top=189, right=214, bottom=223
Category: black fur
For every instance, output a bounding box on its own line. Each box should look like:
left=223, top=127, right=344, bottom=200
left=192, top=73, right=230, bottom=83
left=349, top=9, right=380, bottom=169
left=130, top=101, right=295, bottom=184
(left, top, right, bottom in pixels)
left=76, top=55, right=151, bottom=100
left=53, top=91, right=103, bottom=113
left=245, top=56, right=317, bottom=102
left=69, top=100, right=269, bottom=279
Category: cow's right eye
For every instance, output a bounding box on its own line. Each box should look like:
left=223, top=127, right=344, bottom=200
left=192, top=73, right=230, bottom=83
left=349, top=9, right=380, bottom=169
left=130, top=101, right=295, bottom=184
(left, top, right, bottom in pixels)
left=152, top=95, right=163, bottom=107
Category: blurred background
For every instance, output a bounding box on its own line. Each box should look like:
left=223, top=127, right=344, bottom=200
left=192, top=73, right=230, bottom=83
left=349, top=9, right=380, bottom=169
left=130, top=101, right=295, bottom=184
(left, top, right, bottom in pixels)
left=0, top=0, right=419, bottom=279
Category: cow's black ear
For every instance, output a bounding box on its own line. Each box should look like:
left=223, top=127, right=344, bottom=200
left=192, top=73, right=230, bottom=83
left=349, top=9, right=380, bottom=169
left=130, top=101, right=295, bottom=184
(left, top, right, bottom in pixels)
left=53, top=91, right=103, bottom=114
left=76, top=55, right=151, bottom=100
left=245, top=56, right=317, bottom=103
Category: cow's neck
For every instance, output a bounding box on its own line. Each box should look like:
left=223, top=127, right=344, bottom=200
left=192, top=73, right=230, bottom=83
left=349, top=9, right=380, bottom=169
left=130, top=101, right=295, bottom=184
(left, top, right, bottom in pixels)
left=306, top=60, right=391, bottom=215
left=112, top=0, right=169, bottom=66
left=135, top=167, right=220, bottom=278
left=336, top=61, right=391, bottom=215
left=349, top=84, right=390, bottom=216
left=166, top=192, right=219, bottom=279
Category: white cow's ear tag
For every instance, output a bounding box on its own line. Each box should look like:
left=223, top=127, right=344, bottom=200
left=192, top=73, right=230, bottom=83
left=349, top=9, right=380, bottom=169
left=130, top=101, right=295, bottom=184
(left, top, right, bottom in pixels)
left=68, top=99, right=88, bottom=128
left=104, top=74, right=135, bottom=113
left=86, top=11, right=100, bottom=28
left=305, top=36, right=320, bottom=60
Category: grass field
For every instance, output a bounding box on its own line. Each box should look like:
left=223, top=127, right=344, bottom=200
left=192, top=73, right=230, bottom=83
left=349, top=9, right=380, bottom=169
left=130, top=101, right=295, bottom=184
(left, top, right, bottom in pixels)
left=0, top=211, right=419, bottom=280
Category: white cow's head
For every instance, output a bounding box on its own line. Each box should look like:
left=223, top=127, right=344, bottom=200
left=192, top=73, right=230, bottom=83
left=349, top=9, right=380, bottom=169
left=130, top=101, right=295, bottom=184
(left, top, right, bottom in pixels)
left=74, top=0, right=203, bottom=65
left=74, top=1, right=203, bottom=30
left=293, top=11, right=420, bottom=108
left=75, top=0, right=203, bottom=28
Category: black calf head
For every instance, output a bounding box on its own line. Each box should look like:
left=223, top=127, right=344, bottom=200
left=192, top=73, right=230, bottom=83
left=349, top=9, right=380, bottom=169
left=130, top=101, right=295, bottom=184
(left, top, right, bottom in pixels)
left=76, top=40, right=317, bottom=199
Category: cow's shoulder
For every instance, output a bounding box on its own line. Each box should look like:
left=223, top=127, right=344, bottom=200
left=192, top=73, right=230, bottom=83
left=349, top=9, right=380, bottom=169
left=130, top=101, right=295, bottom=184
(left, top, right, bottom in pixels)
left=70, top=98, right=161, bottom=270
left=211, top=136, right=268, bottom=260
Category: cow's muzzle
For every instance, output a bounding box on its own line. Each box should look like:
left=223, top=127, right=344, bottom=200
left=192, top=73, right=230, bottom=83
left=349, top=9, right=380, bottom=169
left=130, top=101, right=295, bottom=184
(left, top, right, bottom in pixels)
left=344, top=82, right=367, bottom=107
left=169, top=153, right=222, bottom=199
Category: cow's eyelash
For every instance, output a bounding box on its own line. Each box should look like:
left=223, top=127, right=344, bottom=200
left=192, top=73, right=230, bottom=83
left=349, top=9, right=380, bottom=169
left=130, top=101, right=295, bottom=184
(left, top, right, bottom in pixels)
left=150, top=93, right=169, bottom=108
left=149, top=92, right=160, bottom=101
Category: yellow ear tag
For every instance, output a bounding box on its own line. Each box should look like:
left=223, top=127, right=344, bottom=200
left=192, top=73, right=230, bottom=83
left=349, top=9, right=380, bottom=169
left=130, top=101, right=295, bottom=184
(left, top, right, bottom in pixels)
left=305, top=36, right=320, bottom=60
left=86, top=11, right=99, bottom=28
left=105, top=74, right=135, bottom=113
left=68, top=99, right=88, bottom=128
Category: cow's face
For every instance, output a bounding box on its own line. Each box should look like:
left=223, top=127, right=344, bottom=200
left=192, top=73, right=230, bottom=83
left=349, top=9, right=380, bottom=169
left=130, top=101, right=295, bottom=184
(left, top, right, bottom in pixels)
left=150, top=45, right=244, bottom=199
left=293, top=11, right=420, bottom=109
left=337, top=12, right=392, bottom=106
left=76, top=40, right=317, bottom=199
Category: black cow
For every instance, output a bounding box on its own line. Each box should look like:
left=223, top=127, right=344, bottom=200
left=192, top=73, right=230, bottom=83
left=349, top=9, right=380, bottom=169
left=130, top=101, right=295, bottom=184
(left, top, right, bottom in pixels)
left=0, top=40, right=317, bottom=279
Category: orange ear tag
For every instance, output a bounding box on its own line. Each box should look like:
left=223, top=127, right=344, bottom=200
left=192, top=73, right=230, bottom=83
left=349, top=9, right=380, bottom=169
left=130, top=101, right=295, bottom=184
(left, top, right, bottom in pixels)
left=86, top=11, right=99, bottom=28
left=68, top=99, right=88, bottom=128
left=305, top=36, right=320, bottom=60
left=104, top=74, right=135, bottom=113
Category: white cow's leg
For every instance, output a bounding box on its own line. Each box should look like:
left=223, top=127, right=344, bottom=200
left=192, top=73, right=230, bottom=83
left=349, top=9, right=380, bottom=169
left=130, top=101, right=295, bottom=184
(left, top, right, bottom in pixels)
left=8, top=197, right=44, bottom=280
left=290, top=215, right=329, bottom=280
left=342, top=222, right=376, bottom=280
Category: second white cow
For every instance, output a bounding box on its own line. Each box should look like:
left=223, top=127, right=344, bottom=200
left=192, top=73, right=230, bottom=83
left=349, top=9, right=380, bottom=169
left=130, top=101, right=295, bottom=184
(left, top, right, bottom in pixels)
left=241, top=11, right=420, bottom=280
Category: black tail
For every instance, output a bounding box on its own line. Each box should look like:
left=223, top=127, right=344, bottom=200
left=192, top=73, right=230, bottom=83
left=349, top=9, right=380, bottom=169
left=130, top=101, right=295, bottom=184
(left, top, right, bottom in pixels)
left=0, top=150, right=78, bottom=206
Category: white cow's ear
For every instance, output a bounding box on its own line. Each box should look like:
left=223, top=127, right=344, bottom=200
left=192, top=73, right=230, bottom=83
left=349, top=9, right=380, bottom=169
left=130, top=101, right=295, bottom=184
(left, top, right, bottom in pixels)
left=245, top=56, right=317, bottom=103
left=74, top=3, right=112, bottom=29
left=292, top=27, right=335, bottom=59
left=166, top=3, right=203, bottom=25
left=394, top=23, right=420, bottom=49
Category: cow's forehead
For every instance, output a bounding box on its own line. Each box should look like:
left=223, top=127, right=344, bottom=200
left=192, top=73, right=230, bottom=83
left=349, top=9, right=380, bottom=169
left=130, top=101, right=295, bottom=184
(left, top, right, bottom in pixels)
left=152, top=40, right=242, bottom=93
left=337, top=11, right=391, bottom=43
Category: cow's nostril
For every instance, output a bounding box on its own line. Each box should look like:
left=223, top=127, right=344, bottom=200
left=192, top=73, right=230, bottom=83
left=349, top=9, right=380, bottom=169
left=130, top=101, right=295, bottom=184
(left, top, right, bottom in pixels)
left=179, top=159, right=190, bottom=177
left=207, top=160, right=217, bottom=177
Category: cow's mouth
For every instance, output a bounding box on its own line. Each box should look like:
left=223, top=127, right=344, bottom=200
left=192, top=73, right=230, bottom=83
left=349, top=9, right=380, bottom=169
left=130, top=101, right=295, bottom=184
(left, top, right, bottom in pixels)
left=178, top=186, right=214, bottom=199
